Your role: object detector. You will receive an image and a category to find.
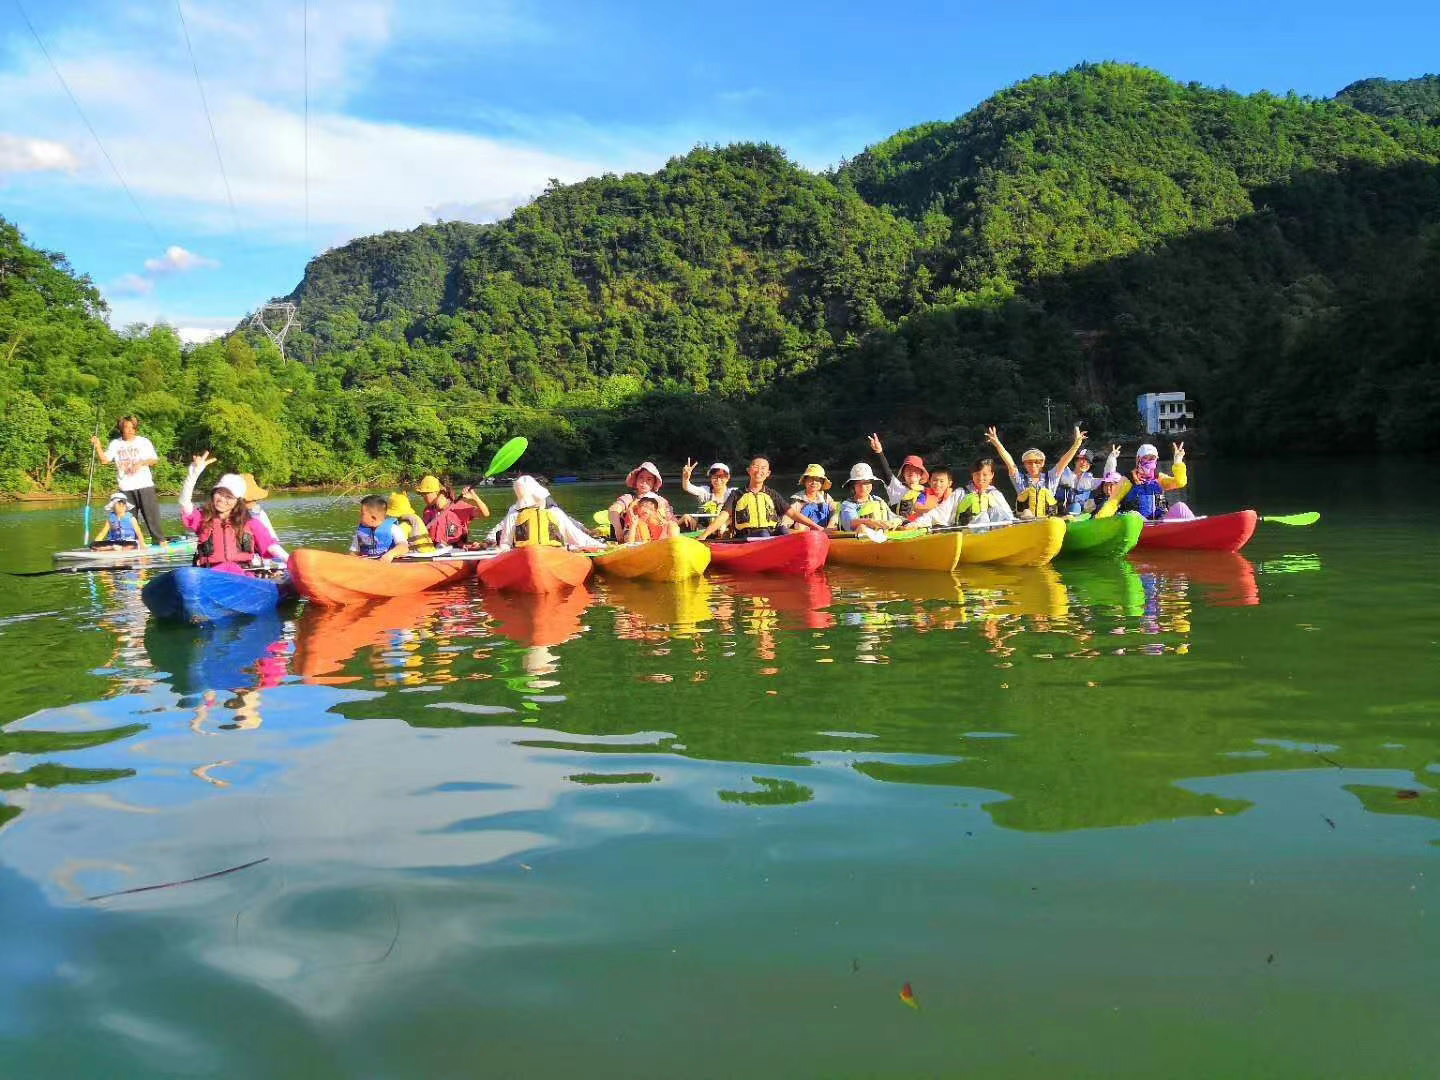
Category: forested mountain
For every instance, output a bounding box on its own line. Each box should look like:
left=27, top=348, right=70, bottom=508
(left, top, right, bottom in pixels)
left=1336, top=75, right=1440, bottom=125
left=3, top=63, right=1438, bottom=493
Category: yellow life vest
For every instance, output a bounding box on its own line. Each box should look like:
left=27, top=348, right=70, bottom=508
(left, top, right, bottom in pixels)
left=1015, top=485, right=1058, bottom=517
left=513, top=506, right=561, bottom=548
left=730, top=490, right=779, bottom=533
left=851, top=495, right=891, bottom=523
left=398, top=519, right=436, bottom=553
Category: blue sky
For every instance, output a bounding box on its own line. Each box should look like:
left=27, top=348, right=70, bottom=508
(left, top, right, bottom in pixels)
left=1, top=0, right=1436, bottom=341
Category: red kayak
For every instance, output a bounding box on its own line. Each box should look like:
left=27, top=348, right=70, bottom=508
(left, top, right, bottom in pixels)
left=475, top=546, right=594, bottom=593
left=705, top=530, right=830, bottom=575
left=1134, top=509, right=1257, bottom=553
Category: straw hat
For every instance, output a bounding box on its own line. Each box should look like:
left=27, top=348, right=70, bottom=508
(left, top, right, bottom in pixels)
left=1021, top=448, right=1046, bottom=464
left=846, top=462, right=878, bottom=485
left=626, top=461, right=662, bottom=489
left=240, top=473, right=269, bottom=501
left=799, top=464, right=831, bottom=491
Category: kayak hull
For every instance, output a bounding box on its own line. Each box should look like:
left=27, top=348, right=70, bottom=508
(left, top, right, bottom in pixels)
left=593, top=536, right=711, bottom=581
left=476, top=546, right=594, bottom=593
left=827, top=530, right=963, bottom=572
left=705, top=531, right=830, bottom=575
left=289, top=548, right=475, bottom=606
left=1134, top=510, right=1258, bottom=553
left=1059, top=513, right=1144, bottom=559
left=955, top=518, right=1065, bottom=567
left=141, top=567, right=285, bottom=625
left=55, top=538, right=197, bottom=563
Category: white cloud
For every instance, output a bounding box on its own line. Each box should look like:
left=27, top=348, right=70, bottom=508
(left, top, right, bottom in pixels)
left=143, top=246, right=220, bottom=275
left=0, top=134, right=79, bottom=173
left=108, top=273, right=154, bottom=296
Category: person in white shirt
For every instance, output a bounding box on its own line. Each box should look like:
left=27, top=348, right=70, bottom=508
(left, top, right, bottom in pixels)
left=677, top=459, right=736, bottom=531
left=90, top=414, right=169, bottom=543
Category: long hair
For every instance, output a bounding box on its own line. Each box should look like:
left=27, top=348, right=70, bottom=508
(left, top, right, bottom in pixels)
left=200, top=489, right=250, bottom=530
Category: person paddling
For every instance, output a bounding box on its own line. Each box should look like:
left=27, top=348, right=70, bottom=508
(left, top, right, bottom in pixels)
left=1096, top=443, right=1190, bottom=520
left=789, top=464, right=839, bottom=530
left=91, top=414, right=168, bottom=543
left=698, top=457, right=826, bottom=540
left=91, top=493, right=146, bottom=549
left=416, top=475, right=489, bottom=548
left=837, top=463, right=903, bottom=537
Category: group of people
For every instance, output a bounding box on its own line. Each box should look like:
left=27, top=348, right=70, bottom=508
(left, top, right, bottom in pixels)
left=586, top=428, right=1190, bottom=546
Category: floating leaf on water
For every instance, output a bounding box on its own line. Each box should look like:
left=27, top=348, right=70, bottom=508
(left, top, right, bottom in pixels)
left=1396, top=789, right=1421, bottom=800
left=639, top=674, right=673, bottom=683
left=899, top=982, right=919, bottom=1009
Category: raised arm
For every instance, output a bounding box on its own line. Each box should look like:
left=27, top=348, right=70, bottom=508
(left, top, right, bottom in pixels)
left=90, top=434, right=112, bottom=464
left=459, top=486, right=490, bottom=517
left=1103, top=444, right=1121, bottom=476
left=866, top=433, right=900, bottom=489
left=1051, top=426, right=1087, bottom=480
left=179, top=451, right=216, bottom=516
left=984, top=427, right=1019, bottom=481
left=1161, top=443, right=1188, bottom=490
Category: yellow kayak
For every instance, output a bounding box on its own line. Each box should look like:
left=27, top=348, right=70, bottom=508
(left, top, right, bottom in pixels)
left=592, top=535, right=711, bottom=582
left=955, top=518, right=1065, bottom=567
left=827, top=530, right=963, bottom=571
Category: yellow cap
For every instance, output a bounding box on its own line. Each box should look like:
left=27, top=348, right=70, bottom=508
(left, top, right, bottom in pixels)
left=415, top=475, right=442, bottom=494
left=388, top=492, right=418, bottom=518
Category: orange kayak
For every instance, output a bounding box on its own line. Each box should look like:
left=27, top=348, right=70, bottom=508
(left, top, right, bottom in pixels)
left=475, top=546, right=594, bottom=593
left=289, top=548, right=475, bottom=606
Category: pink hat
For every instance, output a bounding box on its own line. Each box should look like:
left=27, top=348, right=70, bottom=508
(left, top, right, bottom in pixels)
left=1101, top=471, right=1124, bottom=485
left=625, top=462, right=662, bottom=489
left=899, top=454, right=929, bottom=484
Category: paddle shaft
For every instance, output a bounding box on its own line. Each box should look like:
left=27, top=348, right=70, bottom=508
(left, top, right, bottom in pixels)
left=82, top=408, right=100, bottom=544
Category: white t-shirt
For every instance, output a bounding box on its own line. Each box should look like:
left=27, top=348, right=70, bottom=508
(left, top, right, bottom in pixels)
left=106, top=436, right=157, bottom=491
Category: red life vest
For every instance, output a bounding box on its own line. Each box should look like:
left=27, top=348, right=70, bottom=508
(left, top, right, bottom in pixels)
left=426, top=505, right=467, bottom=546
left=195, top=518, right=255, bottom=568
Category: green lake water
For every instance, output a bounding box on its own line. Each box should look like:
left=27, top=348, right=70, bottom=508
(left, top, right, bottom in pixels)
left=0, top=466, right=1436, bottom=1077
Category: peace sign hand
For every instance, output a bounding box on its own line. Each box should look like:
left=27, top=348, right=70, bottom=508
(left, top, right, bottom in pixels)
left=1110, top=444, right=1123, bottom=457
left=867, top=433, right=883, bottom=455
left=1072, top=425, right=1088, bottom=445
left=1171, top=442, right=1185, bottom=464
left=984, top=426, right=1001, bottom=448
left=191, top=450, right=217, bottom=472
left=681, top=458, right=696, bottom=483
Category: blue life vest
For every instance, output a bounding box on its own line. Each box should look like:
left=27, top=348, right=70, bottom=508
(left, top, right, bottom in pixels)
left=1120, top=478, right=1168, bottom=521
left=354, top=518, right=403, bottom=558
left=1059, top=477, right=1100, bottom=516
left=793, top=495, right=836, bottom=528
left=106, top=511, right=139, bottom=543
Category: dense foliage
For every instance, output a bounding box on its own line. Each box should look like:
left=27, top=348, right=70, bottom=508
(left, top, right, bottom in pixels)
left=4, top=63, right=1439, bottom=494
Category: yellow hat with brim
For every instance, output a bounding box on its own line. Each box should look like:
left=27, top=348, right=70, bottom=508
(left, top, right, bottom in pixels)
left=800, top=464, right=831, bottom=490
left=388, top=492, right=418, bottom=518
left=415, top=475, right=442, bottom=494
left=240, top=473, right=269, bottom=501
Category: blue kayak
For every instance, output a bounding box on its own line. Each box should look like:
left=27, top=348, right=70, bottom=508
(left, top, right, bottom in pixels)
left=141, top=567, right=287, bottom=625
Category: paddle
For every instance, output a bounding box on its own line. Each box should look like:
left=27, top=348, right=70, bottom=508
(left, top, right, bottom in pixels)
left=483, top=436, right=527, bottom=479
left=1260, top=511, right=1320, bottom=526
left=81, top=408, right=100, bottom=545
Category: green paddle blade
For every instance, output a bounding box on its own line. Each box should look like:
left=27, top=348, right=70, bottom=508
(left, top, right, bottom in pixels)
left=592, top=509, right=610, bottom=527
left=483, top=436, right=528, bottom=478
left=1261, top=511, right=1320, bottom=526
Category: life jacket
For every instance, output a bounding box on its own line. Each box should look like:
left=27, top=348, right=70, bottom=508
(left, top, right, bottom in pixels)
left=513, top=506, right=561, bottom=548
left=1015, top=485, right=1058, bottom=517
left=730, top=489, right=781, bottom=537
left=1058, top=476, right=1100, bottom=516
left=791, top=494, right=836, bottom=528
left=897, top=486, right=931, bottom=521
left=631, top=516, right=667, bottom=542
left=954, top=489, right=999, bottom=526
left=195, top=517, right=255, bottom=567
left=1120, top=478, right=1168, bottom=521
left=398, top=518, right=436, bottom=553
left=426, top=505, right=468, bottom=546
left=353, top=518, right=400, bottom=558
left=846, top=495, right=891, bottom=528
left=106, top=511, right=139, bottom=544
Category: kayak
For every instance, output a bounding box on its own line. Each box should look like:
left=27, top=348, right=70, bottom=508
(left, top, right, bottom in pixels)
left=476, top=546, right=594, bottom=593
left=141, top=566, right=287, bottom=625
left=289, top=548, right=475, bottom=606
left=955, top=518, right=1065, bottom=567
left=592, top=536, right=711, bottom=581
left=827, top=530, right=963, bottom=572
left=1134, top=509, right=1258, bottom=553
left=54, top=537, right=197, bottom=563
left=1058, top=512, right=1144, bottom=559
left=705, top=530, right=829, bottom=575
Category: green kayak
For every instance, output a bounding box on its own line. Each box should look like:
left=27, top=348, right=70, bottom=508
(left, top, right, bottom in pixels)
left=1058, top=512, right=1144, bottom=559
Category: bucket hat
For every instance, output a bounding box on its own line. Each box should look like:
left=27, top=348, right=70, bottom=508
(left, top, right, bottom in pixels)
left=800, top=464, right=831, bottom=490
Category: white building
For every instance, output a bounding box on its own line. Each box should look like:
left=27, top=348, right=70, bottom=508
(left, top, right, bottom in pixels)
left=1137, top=392, right=1193, bottom=435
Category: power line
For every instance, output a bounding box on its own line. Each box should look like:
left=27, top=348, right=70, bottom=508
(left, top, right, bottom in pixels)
left=174, top=0, right=238, bottom=230
left=13, top=0, right=162, bottom=246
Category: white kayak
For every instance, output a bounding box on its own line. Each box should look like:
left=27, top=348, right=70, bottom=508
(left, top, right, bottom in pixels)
left=53, top=537, right=198, bottom=564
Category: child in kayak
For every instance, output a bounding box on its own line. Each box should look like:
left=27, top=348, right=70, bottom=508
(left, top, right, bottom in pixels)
left=608, top=462, right=674, bottom=541
left=866, top=433, right=935, bottom=519
left=985, top=425, right=1086, bottom=518
left=838, top=463, right=903, bottom=536
left=626, top=494, right=681, bottom=543
left=415, top=475, right=489, bottom=547
left=239, top=475, right=289, bottom=563
left=180, top=453, right=287, bottom=573
left=491, top=476, right=603, bottom=550
left=789, top=464, right=839, bottom=529
left=91, top=492, right=146, bottom=549
left=679, top=459, right=735, bottom=530
left=1054, top=446, right=1120, bottom=516
left=951, top=457, right=1015, bottom=529
left=1096, top=443, right=1190, bottom=520
left=388, top=492, right=437, bottom=553
left=697, top=457, right=828, bottom=540
left=351, top=495, right=410, bottom=562
left=907, top=468, right=960, bottom=529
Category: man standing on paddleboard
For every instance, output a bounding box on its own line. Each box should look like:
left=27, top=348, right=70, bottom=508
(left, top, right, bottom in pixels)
left=91, top=414, right=169, bottom=544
